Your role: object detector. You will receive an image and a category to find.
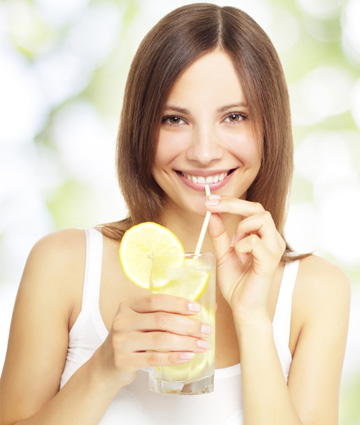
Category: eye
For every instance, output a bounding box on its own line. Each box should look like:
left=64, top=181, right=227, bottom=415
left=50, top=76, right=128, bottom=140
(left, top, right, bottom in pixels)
left=224, top=113, right=247, bottom=123
left=162, top=115, right=186, bottom=125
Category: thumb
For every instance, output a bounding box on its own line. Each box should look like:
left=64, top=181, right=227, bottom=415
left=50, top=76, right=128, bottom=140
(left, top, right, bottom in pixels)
left=207, top=213, right=231, bottom=259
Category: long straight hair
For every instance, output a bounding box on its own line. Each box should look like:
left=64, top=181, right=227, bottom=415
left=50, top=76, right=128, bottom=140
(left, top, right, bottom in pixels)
left=103, top=4, right=298, bottom=258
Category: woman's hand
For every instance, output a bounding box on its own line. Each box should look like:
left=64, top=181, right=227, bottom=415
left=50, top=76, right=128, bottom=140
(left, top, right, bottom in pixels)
left=96, top=294, right=211, bottom=389
left=206, top=196, right=286, bottom=325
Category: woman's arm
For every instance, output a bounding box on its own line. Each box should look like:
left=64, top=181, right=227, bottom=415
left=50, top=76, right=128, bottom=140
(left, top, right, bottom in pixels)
left=237, top=256, right=350, bottom=425
left=1, top=229, right=211, bottom=425
left=286, top=256, right=350, bottom=425
left=206, top=198, right=350, bottom=425
left=0, top=230, right=118, bottom=425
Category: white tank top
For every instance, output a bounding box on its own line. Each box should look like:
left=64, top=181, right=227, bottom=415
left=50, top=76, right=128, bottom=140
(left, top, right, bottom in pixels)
left=60, top=228, right=299, bottom=425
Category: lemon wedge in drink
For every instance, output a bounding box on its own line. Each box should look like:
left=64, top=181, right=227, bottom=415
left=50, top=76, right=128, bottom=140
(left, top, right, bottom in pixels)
left=119, top=222, right=184, bottom=289
left=151, top=258, right=210, bottom=301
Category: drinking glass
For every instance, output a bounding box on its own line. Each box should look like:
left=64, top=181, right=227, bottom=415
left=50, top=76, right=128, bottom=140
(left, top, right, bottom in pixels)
left=149, top=252, right=216, bottom=395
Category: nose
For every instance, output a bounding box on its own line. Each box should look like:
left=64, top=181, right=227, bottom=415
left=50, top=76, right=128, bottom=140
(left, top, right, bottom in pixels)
left=186, top=126, right=224, bottom=165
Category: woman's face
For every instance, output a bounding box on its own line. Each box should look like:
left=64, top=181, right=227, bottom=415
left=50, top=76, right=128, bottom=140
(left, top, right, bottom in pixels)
left=152, top=49, right=262, bottom=216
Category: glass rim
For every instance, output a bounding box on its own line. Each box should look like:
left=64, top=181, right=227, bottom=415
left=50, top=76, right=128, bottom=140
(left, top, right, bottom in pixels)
left=149, top=252, right=215, bottom=260
left=148, top=252, right=216, bottom=263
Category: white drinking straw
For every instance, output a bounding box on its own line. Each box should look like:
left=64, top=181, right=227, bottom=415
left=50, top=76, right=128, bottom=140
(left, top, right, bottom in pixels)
left=195, top=184, right=211, bottom=255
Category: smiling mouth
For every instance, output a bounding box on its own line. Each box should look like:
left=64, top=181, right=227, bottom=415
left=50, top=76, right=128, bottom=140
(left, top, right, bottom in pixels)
left=176, top=169, right=236, bottom=184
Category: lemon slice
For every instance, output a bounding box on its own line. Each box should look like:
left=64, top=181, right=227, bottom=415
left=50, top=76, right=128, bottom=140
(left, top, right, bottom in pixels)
left=119, top=222, right=184, bottom=288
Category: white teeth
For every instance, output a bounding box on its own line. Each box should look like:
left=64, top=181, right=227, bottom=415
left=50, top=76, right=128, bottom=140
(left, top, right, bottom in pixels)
left=181, top=171, right=231, bottom=184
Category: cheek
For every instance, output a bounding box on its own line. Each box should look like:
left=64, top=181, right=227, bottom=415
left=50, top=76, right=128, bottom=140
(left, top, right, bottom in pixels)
left=223, top=130, right=262, bottom=166
left=154, top=131, right=187, bottom=166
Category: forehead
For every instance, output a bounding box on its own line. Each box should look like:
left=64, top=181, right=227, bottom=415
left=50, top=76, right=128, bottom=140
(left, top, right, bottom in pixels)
left=165, top=49, right=246, bottom=107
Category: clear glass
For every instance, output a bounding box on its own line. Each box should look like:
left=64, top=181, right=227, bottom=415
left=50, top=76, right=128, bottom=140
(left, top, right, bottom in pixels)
left=149, top=252, right=216, bottom=395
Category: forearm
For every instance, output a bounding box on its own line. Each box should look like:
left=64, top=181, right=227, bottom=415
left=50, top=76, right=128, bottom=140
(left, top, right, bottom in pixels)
left=4, top=350, right=121, bottom=425
left=237, top=319, right=303, bottom=425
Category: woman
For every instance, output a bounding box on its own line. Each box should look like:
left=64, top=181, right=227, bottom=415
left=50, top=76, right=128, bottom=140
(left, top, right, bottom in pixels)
left=1, top=4, right=350, bottom=425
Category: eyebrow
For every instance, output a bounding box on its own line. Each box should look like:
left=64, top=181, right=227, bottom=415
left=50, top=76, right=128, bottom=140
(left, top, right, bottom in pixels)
left=217, top=102, right=248, bottom=113
left=163, top=105, right=190, bottom=115
left=163, top=102, right=248, bottom=115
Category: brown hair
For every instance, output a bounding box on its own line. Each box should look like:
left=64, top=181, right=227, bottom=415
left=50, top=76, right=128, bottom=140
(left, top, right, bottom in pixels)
left=103, top=3, right=298, bottom=258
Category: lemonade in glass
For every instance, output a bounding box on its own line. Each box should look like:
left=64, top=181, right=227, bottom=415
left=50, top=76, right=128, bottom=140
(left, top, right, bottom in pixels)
left=149, top=252, right=216, bottom=395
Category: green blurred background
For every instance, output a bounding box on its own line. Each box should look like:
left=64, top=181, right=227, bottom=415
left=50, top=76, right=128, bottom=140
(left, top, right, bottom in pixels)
left=0, top=0, right=359, bottom=422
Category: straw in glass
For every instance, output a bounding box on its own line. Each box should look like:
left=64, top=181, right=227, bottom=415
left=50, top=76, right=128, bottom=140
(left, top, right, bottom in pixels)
left=195, top=184, right=211, bottom=255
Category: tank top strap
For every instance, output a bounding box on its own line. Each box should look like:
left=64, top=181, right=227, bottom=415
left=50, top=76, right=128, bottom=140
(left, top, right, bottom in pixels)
left=273, top=260, right=300, bottom=344
left=82, top=228, right=104, bottom=313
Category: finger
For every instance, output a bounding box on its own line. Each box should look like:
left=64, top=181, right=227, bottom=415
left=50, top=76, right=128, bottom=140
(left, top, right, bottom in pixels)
left=122, top=331, right=210, bottom=354
left=122, top=294, right=202, bottom=316
left=234, top=211, right=279, bottom=247
left=234, top=234, right=277, bottom=272
left=235, top=234, right=267, bottom=259
left=112, top=350, right=196, bottom=373
left=144, top=313, right=213, bottom=337
left=207, top=213, right=232, bottom=260
left=140, top=331, right=210, bottom=353
left=146, top=351, right=195, bottom=366
left=114, top=311, right=213, bottom=338
left=234, top=212, right=286, bottom=258
left=135, top=351, right=196, bottom=368
left=205, top=196, right=265, bottom=218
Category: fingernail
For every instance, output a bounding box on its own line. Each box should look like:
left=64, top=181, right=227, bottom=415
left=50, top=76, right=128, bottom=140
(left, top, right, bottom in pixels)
left=201, top=324, right=212, bottom=335
left=188, top=302, right=201, bottom=312
left=197, top=339, right=210, bottom=349
left=205, top=194, right=221, bottom=206
left=230, top=234, right=236, bottom=247
left=179, top=352, right=194, bottom=360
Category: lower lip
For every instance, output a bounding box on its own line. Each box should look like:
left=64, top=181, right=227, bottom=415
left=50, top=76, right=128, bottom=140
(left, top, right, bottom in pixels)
left=176, top=171, right=235, bottom=192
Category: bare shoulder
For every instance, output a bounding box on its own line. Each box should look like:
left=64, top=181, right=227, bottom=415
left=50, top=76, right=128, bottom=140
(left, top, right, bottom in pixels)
left=295, top=254, right=351, bottom=322
left=20, top=228, right=86, bottom=309
left=26, top=228, right=85, bottom=277
left=28, top=228, right=85, bottom=267
left=297, top=254, right=350, bottom=297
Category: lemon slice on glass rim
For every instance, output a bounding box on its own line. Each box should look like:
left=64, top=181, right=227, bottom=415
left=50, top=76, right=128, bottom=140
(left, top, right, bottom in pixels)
left=119, top=222, right=210, bottom=301
left=119, top=222, right=184, bottom=289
